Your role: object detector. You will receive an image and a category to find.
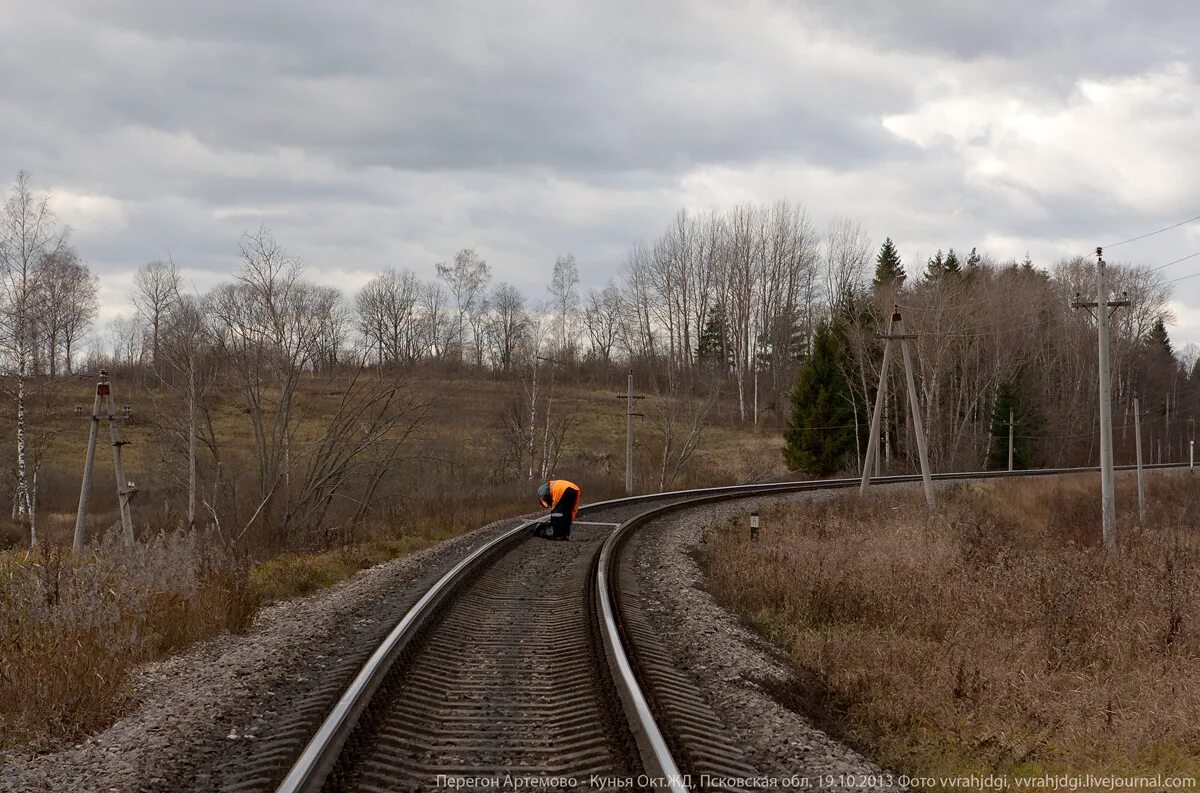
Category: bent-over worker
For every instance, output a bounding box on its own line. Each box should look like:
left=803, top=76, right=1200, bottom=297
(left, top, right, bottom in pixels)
left=534, top=479, right=581, bottom=540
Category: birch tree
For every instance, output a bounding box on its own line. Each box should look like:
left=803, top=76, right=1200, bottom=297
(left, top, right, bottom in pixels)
left=0, top=172, right=66, bottom=543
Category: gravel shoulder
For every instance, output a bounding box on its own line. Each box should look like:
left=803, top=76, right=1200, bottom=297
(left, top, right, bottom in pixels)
left=0, top=516, right=528, bottom=793
left=627, top=489, right=908, bottom=792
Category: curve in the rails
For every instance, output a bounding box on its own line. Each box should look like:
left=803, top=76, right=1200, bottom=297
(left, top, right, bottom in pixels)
left=277, top=463, right=1189, bottom=793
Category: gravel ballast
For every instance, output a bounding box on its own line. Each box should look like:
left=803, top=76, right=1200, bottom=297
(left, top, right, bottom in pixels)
left=0, top=484, right=930, bottom=792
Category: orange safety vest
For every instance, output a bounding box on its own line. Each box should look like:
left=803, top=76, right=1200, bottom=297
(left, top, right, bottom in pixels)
left=544, top=479, right=581, bottom=519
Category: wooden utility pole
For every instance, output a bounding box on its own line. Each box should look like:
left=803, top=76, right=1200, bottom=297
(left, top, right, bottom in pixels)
left=1072, top=248, right=1130, bottom=550
left=614, top=370, right=644, bottom=495
left=861, top=305, right=934, bottom=507
left=72, top=369, right=137, bottom=548
left=1134, top=395, right=1145, bottom=526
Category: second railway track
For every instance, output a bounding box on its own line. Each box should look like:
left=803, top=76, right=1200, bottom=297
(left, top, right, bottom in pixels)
left=269, top=464, right=1187, bottom=793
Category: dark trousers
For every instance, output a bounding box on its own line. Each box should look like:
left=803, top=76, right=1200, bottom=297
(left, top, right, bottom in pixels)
left=549, top=487, right=578, bottom=539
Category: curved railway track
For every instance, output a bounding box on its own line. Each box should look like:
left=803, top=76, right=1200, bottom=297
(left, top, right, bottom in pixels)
left=267, top=463, right=1185, bottom=793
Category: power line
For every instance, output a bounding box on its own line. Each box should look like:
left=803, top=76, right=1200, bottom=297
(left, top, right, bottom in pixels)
left=1103, top=214, right=1200, bottom=250
left=1166, top=271, right=1200, bottom=285
left=1147, top=249, right=1200, bottom=273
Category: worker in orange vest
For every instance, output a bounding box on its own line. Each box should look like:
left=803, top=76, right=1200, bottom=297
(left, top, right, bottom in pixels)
left=533, top=479, right=581, bottom=540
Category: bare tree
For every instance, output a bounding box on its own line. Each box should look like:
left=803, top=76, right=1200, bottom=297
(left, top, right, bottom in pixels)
left=311, top=285, right=351, bottom=373
left=133, top=259, right=181, bottom=374
left=356, top=268, right=421, bottom=367
left=823, top=217, right=871, bottom=321
left=154, top=294, right=219, bottom=528
left=208, top=227, right=325, bottom=539
left=36, top=247, right=97, bottom=377
left=548, top=253, right=580, bottom=358
left=436, top=249, right=490, bottom=365
left=0, top=172, right=67, bottom=543
left=583, top=281, right=622, bottom=365
left=649, top=376, right=719, bottom=490
left=489, top=282, right=529, bottom=371
left=107, top=314, right=145, bottom=369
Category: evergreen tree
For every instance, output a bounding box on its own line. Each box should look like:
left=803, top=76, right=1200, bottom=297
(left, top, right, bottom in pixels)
left=925, top=249, right=945, bottom=280
left=986, top=382, right=1032, bottom=470
left=873, top=237, right=905, bottom=289
left=1148, top=317, right=1173, bottom=358
left=966, top=247, right=981, bottom=267
left=697, top=304, right=729, bottom=368
left=1021, top=252, right=1035, bottom=270
left=783, top=322, right=855, bottom=475
left=944, top=248, right=961, bottom=274
left=1191, top=356, right=1200, bottom=384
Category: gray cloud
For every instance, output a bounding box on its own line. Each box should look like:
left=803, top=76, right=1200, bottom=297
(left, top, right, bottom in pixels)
left=3, top=0, right=1200, bottom=340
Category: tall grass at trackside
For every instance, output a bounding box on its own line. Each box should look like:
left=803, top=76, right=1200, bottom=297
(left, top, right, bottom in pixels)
left=0, top=496, right=525, bottom=753
left=0, top=530, right=255, bottom=751
left=706, top=473, right=1200, bottom=781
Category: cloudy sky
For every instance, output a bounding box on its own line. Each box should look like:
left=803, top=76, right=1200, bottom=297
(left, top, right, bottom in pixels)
left=4, top=1, right=1200, bottom=341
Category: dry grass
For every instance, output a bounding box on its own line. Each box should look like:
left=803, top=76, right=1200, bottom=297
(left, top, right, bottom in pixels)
left=0, top=530, right=256, bottom=751
left=706, top=473, right=1200, bottom=779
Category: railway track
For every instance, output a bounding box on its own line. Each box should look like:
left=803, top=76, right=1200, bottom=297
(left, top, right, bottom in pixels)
left=266, top=463, right=1186, bottom=793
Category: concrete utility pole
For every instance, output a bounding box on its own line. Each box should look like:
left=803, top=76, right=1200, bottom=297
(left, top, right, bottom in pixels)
left=1072, top=248, right=1130, bottom=550
left=1134, top=395, right=1145, bottom=526
left=72, top=369, right=137, bottom=548
left=615, top=370, right=645, bottom=495
left=1008, top=408, right=1015, bottom=472
left=861, top=305, right=935, bottom=507
left=72, top=374, right=105, bottom=551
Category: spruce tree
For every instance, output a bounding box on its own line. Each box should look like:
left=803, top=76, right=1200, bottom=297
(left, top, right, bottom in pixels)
left=966, top=247, right=981, bottom=267
left=986, top=382, right=1032, bottom=470
left=697, top=304, right=729, bottom=368
left=944, top=248, right=961, bottom=274
left=873, top=237, right=905, bottom=289
left=783, top=322, right=855, bottom=475
left=1148, top=318, right=1173, bottom=358
left=925, top=249, right=945, bottom=280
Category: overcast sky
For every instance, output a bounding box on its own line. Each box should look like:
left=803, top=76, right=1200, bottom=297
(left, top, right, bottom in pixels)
left=4, top=1, right=1200, bottom=343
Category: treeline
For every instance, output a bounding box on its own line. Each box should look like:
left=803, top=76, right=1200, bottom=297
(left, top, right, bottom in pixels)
left=785, top=238, right=1192, bottom=476
left=3, top=168, right=1196, bottom=545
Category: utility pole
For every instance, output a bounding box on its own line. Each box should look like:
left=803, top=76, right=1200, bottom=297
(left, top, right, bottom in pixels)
left=1008, top=408, right=1015, bottom=472
left=72, top=373, right=105, bottom=551
left=1072, top=248, right=1130, bottom=550
left=861, top=305, right=935, bottom=507
left=614, top=370, right=645, bottom=495
left=72, top=369, right=138, bottom=548
left=1134, top=395, right=1145, bottom=526
left=108, top=387, right=136, bottom=545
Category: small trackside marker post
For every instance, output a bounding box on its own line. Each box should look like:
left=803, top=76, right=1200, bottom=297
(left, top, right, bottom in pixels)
left=750, top=511, right=760, bottom=541
left=1190, top=440, right=1194, bottom=469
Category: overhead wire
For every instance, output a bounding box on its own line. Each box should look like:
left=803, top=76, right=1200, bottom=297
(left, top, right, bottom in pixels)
left=1102, top=213, right=1200, bottom=251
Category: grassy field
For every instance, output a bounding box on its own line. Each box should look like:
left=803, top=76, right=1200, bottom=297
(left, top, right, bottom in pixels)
left=0, top=370, right=787, bottom=752
left=705, top=473, right=1200, bottom=783
left=3, top=372, right=785, bottom=547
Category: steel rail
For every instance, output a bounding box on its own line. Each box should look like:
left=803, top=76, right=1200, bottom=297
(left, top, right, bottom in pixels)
left=277, top=461, right=1190, bottom=792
